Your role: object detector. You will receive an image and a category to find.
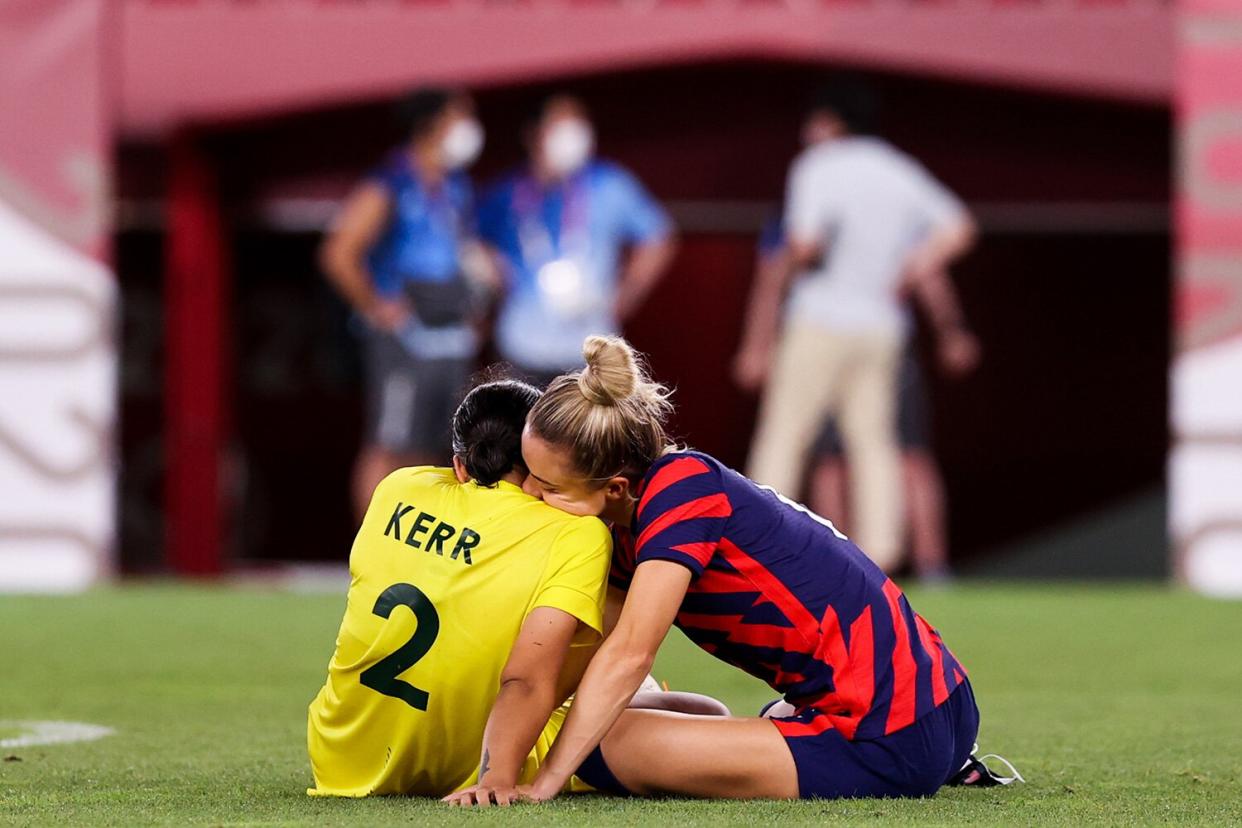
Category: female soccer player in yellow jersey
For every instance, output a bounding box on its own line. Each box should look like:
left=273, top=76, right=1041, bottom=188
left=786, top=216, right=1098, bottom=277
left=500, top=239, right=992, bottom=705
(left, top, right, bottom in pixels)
left=306, top=380, right=614, bottom=798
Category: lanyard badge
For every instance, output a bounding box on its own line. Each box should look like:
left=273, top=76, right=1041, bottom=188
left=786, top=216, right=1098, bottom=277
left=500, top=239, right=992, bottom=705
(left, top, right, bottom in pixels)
left=515, top=175, right=601, bottom=320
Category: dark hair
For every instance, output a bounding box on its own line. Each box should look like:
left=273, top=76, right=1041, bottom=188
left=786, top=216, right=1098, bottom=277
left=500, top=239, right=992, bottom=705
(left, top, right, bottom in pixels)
left=807, top=77, right=880, bottom=135
left=395, top=88, right=454, bottom=142
left=451, top=380, right=542, bottom=487
left=538, top=92, right=588, bottom=122
left=523, top=92, right=590, bottom=144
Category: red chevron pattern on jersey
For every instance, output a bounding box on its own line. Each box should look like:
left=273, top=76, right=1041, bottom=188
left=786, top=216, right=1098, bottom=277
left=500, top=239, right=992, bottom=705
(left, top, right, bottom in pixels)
left=610, top=451, right=966, bottom=741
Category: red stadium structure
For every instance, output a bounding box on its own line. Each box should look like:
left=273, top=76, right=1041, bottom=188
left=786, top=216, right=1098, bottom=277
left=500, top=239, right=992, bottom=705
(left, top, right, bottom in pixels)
left=5, top=0, right=1237, bottom=593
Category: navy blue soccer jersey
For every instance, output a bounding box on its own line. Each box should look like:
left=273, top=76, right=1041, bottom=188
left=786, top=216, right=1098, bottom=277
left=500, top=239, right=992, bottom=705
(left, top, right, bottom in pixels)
left=610, top=451, right=966, bottom=741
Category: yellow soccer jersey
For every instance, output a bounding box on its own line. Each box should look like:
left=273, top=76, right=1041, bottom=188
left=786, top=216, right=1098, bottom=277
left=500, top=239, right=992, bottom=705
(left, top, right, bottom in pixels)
left=307, top=467, right=611, bottom=798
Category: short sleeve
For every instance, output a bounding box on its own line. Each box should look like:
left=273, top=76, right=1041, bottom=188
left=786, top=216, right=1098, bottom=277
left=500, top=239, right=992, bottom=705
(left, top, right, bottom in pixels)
left=784, top=151, right=825, bottom=246
left=906, top=162, right=966, bottom=228
left=633, top=455, right=731, bottom=578
left=609, top=166, right=672, bottom=244
left=532, top=517, right=613, bottom=641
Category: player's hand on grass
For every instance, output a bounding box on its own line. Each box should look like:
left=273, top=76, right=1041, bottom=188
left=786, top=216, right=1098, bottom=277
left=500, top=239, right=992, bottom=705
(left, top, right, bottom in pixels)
left=443, top=777, right=561, bottom=807
left=441, top=781, right=551, bottom=808
left=442, top=783, right=531, bottom=807
left=525, top=774, right=564, bottom=803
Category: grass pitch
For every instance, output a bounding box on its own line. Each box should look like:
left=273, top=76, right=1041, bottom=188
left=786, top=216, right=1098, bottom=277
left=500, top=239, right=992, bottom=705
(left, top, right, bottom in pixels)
left=1, top=581, right=1239, bottom=826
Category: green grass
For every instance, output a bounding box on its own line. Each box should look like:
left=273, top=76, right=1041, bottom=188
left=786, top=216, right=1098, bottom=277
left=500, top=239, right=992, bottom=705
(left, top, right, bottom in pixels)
left=1, top=582, right=1240, bottom=825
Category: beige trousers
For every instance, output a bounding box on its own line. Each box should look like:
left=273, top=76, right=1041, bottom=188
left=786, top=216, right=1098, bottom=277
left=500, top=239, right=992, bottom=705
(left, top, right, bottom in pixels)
left=746, top=322, right=904, bottom=571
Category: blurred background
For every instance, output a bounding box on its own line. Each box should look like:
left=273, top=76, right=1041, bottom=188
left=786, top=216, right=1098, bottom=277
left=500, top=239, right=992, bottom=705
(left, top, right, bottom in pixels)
left=0, top=0, right=1236, bottom=596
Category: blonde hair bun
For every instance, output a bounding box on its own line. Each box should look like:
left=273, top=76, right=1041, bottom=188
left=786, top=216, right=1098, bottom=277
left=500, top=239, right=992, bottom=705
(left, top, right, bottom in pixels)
left=578, top=335, right=638, bottom=406
left=529, top=335, right=674, bottom=483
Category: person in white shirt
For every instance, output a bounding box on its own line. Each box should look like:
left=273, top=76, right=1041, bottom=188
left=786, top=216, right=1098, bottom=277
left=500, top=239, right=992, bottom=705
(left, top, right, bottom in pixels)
left=734, top=79, right=976, bottom=571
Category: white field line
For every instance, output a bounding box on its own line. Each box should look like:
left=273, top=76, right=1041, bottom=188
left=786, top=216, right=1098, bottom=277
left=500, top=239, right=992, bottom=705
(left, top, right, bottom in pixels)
left=0, top=720, right=115, bottom=749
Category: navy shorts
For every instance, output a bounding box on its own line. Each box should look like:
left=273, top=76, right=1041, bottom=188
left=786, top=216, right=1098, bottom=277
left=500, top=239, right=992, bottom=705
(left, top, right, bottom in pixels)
left=774, top=679, right=980, bottom=799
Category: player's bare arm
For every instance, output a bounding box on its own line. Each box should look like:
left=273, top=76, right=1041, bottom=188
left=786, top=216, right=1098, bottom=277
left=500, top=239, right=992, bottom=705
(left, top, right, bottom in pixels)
left=443, top=606, right=582, bottom=807
left=523, top=561, right=691, bottom=801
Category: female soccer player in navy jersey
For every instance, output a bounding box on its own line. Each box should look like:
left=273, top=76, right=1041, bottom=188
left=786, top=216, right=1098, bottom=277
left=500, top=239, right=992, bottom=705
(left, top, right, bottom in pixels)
left=450, top=335, right=989, bottom=805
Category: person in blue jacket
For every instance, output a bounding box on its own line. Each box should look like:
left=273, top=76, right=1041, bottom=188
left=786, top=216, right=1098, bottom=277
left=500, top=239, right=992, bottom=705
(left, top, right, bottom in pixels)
left=478, top=95, right=677, bottom=388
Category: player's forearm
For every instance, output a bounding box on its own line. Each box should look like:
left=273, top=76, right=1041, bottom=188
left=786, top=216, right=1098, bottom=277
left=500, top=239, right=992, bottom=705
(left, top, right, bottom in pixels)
left=534, top=638, right=653, bottom=794
left=476, top=677, right=560, bottom=787
left=616, top=236, right=677, bottom=320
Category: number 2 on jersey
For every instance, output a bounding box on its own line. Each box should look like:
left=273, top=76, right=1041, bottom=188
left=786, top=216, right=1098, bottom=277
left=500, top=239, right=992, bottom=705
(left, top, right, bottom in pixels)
left=360, top=583, right=440, bottom=710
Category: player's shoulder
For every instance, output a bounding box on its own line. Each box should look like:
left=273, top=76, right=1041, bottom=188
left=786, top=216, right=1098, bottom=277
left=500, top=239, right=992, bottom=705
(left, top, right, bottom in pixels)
left=526, top=506, right=612, bottom=568
left=648, top=448, right=725, bottom=476
left=374, top=465, right=456, bottom=498
left=491, top=485, right=610, bottom=541
left=638, top=450, right=727, bottom=507
left=539, top=502, right=610, bottom=539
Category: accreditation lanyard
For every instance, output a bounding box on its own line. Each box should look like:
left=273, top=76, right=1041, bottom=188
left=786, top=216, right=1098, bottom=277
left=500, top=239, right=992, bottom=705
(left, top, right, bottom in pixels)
left=512, top=171, right=591, bottom=272
left=403, top=163, right=466, bottom=251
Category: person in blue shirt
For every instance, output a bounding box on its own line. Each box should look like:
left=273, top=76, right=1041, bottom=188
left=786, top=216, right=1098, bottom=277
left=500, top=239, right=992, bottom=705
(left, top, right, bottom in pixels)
left=321, top=88, right=490, bottom=517
left=478, top=95, right=677, bottom=387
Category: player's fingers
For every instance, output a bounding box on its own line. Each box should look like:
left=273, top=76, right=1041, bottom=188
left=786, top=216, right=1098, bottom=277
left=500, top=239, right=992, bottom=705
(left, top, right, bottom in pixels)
left=476, top=788, right=493, bottom=809
left=494, top=790, right=513, bottom=807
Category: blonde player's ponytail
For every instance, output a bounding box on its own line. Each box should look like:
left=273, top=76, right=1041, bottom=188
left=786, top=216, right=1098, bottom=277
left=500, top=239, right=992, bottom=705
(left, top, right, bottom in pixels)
left=528, top=335, right=673, bottom=483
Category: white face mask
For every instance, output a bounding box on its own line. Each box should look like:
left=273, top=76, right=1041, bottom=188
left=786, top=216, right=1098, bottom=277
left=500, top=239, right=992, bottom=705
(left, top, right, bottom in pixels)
left=441, top=118, right=484, bottom=170
left=542, top=119, right=594, bottom=176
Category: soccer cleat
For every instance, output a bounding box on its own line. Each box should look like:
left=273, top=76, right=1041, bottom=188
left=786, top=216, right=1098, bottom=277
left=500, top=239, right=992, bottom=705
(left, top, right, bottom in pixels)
left=947, top=746, right=1025, bottom=787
